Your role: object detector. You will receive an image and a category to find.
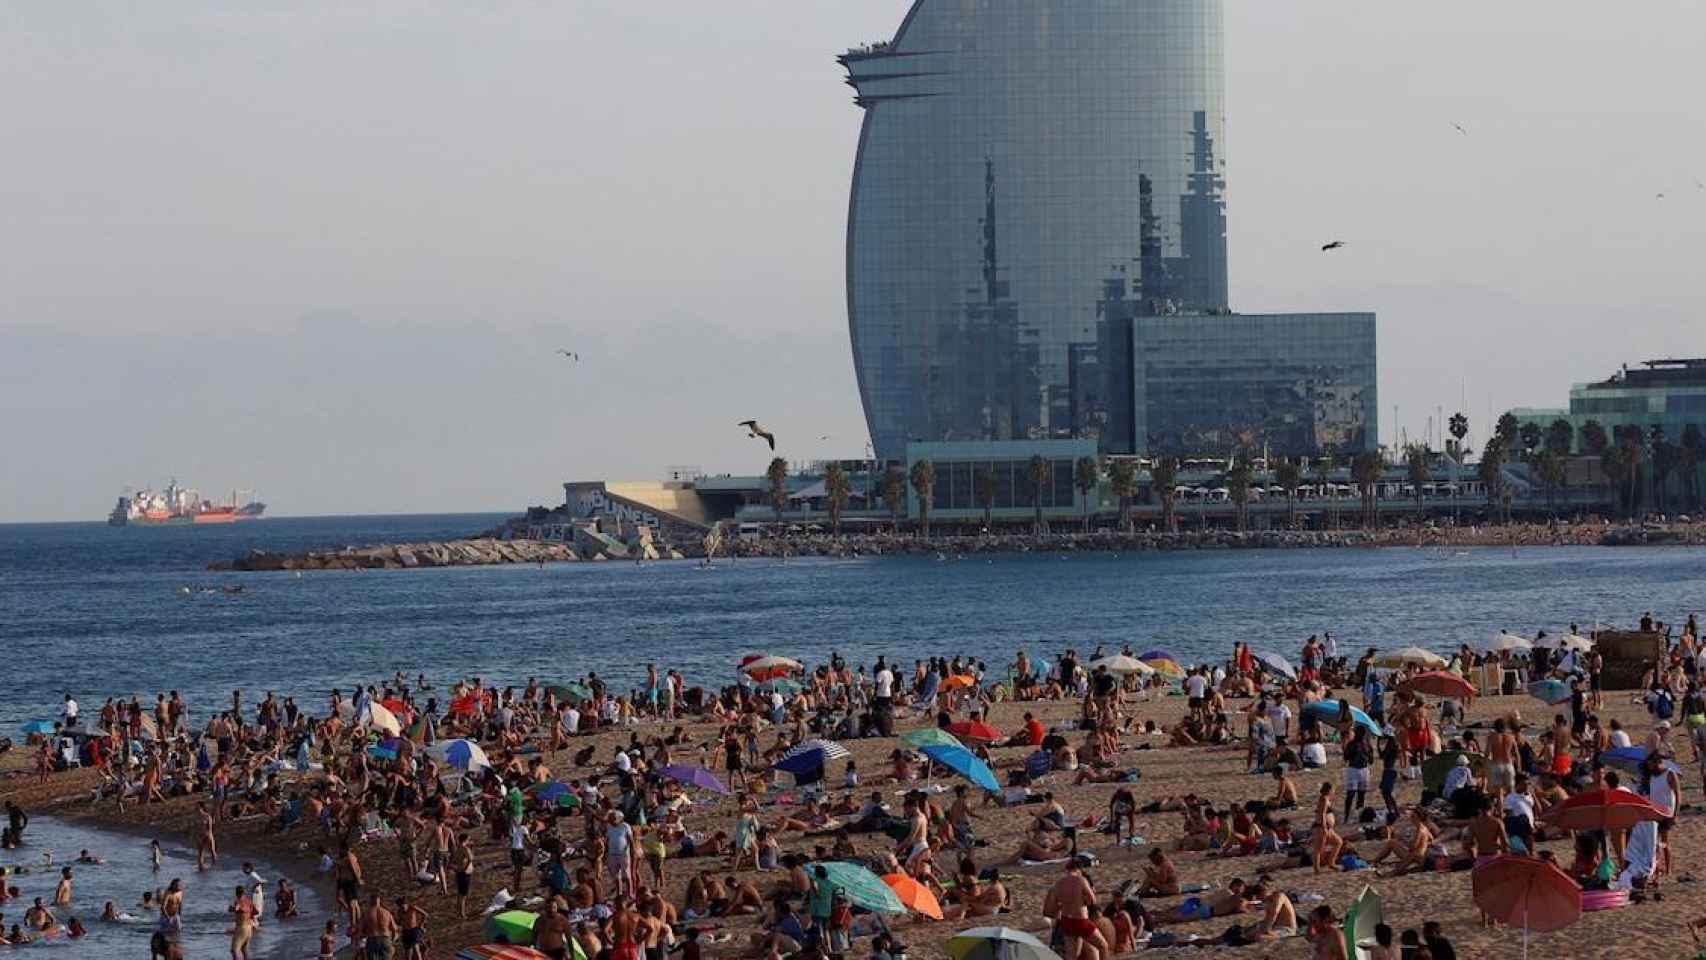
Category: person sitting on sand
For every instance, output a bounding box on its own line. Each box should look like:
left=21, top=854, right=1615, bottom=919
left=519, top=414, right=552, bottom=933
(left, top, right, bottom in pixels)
left=1369, top=808, right=1434, bottom=876
left=1270, top=766, right=1299, bottom=807
left=942, top=870, right=1008, bottom=920
left=1156, top=877, right=1247, bottom=925
left=1004, top=822, right=1072, bottom=864
left=1231, top=880, right=1297, bottom=941
left=1138, top=847, right=1180, bottom=896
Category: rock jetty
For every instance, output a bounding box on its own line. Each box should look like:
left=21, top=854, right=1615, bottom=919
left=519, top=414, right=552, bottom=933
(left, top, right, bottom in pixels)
left=212, top=538, right=594, bottom=572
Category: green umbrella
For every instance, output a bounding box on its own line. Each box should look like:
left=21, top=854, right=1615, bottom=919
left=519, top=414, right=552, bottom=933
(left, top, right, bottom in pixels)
left=757, top=678, right=804, bottom=696
left=483, top=909, right=539, bottom=945
left=1342, top=884, right=1383, bottom=960
left=813, top=861, right=907, bottom=914
left=901, top=728, right=965, bottom=750
left=549, top=683, right=592, bottom=704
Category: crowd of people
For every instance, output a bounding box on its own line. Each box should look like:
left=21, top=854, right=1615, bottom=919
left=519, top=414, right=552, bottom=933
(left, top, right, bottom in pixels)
left=1, top=611, right=1700, bottom=960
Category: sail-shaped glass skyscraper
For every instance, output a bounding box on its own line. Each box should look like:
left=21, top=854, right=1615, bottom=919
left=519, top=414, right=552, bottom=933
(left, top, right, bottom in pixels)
left=841, top=1, right=1375, bottom=461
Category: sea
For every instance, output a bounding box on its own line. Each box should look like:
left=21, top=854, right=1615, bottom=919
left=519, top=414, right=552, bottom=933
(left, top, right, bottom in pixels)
left=2, top=514, right=1705, bottom=731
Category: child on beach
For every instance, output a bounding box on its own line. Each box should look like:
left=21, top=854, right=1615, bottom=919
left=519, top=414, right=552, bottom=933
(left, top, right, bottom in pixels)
left=319, top=919, right=338, bottom=960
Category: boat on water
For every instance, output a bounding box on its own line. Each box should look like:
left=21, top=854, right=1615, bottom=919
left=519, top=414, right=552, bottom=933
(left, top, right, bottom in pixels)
left=108, top=480, right=266, bottom=526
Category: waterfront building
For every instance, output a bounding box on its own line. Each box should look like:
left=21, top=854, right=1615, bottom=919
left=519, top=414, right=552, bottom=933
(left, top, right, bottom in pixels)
left=1512, top=358, right=1706, bottom=451
left=839, top=0, right=1376, bottom=461
left=904, top=439, right=1098, bottom=522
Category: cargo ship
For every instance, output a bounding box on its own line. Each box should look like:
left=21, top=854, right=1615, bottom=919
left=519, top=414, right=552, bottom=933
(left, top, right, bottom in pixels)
left=108, top=480, right=266, bottom=526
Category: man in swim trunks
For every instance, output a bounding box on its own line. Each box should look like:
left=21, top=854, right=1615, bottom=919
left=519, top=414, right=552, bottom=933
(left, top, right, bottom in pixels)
left=362, top=891, right=398, bottom=960
left=1044, top=858, right=1111, bottom=960
left=1486, top=719, right=1518, bottom=794
left=397, top=896, right=429, bottom=960
left=610, top=895, right=642, bottom=960
left=536, top=901, right=573, bottom=960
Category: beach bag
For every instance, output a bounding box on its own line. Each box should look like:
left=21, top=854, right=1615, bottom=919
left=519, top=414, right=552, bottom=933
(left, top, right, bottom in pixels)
left=1655, top=692, right=1675, bottom=720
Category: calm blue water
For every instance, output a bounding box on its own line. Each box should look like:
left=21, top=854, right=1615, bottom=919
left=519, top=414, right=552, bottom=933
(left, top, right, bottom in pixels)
left=0, top=816, right=325, bottom=959
left=2, top=515, right=1705, bottom=731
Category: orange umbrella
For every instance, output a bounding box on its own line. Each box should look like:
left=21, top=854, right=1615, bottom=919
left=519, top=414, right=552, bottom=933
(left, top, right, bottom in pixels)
left=1540, top=788, right=1666, bottom=833
left=1398, top=671, right=1475, bottom=700
left=448, top=694, right=481, bottom=718
left=1471, top=855, right=1581, bottom=957
left=881, top=873, right=944, bottom=920
left=946, top=720, right=1002, bottom=743
left=940, top=675, right=977, bottom=691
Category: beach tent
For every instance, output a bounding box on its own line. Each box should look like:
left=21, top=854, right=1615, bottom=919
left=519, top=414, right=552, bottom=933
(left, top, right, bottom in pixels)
left=483, top=909, right=539, bottom=945
left=947, top=928, right=1062, bottom=960
left=1342, top=884, right=1383, bottom=960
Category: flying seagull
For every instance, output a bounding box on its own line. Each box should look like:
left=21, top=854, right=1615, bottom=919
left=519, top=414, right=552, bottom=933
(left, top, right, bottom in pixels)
left=1321, top=241, right=1346, bottom=252
left=555, top=349, right=580, bottom=361
left=738, top=420, right=776, bottom=450
left=1451, top=122, right=1468, bottom=135
left=1656, top=193, right=1666, bottom=200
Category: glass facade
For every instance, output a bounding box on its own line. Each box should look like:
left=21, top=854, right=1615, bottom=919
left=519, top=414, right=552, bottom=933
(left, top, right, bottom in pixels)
left=1512, top=359, right=1706, bottom=451
left=904, top=440, right=1096, bottom=519
left=843, top=1, right=1227, bottom=460
left=1133, top=314, right=1378, bottom=456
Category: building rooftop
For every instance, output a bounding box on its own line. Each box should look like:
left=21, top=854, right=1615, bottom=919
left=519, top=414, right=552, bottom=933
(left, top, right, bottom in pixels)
left=1592, top=358, right=1706, bottom=389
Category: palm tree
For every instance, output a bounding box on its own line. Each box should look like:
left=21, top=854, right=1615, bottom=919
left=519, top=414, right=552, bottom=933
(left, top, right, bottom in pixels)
left=1151, top=456, right=1180, bottom=533
left=1580, top=420, right=1609, bottom=458
left=1351, top=451, right=1383, bottom=529
left=909, top=460, right=937, bottom=536
left=1616, top=425, right=1646, bottom=517
left=1599, top=445, right=1628, bottom=519
left=1494, top=412, right=1520, bottom=452
left=1314, top=453, right=1337, bottom=529
left=1025, top=454, right=1051, bottom=534
left=1517, top=421, right=1542, bottom=460
left=1405, top=444, right=1429, bottom=521
left=1447, top=412, right=1470, bottom=461
left=880, top=467, right=906, bottom=531
left=765, top=457, right=789, bottom=528
left=974, top=466, right=997, bottom=532
left=1534, top=448, right=1563, bottom=519
left=1274, top=458, right=1302, bottom=528
left=1074, top=456, right=1100, bottom=533
left=1545, top=418, right=1573, bottom=457
left=823, top=462, right=850, bottom=535
left=1106, top=459, right=1138, bottom=532
left=1479, top=439, right=1507, bottom=523
left=1226, top=454, right=1253, bottom=532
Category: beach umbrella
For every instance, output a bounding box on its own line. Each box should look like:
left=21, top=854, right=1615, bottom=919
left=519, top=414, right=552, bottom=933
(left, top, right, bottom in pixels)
left=1541, top=788, right=1666, bottom=833
left=946, top=927, right=1062, bottom=960
left=742, top=654, right=803, bottom=675
left=774, top=739, right=849, bottom=775
left=1341, top=884, right=1383, bottom=960
left=483, top=909, right=539, bottom=945
left=941, top=673, right=979, bottom=691
left=814, top=861, right=907, bottom=914
left=448, top=694, right=481, bottom=718
left=880, top=873, right=944, bottom=920
left=1136, top=648, right=1177, bottom=664
left=1558, top=634, right=1596, bottom=652
left=1143, top=658, right=1185, bottom=679
left=526, top=781, right=574, bottom=805
left=1486, top=632, right=1533, bottom=653
left=921, top=744, right=1001, bottom=792
left=1527, top=679, right=1571, bottom=706
left=1301, top=700, right=1380, bottom=736
left=362, top=701, right=402, bottom=736
left=380, top=697, right=410, bottom=717
left=946, top=720, right=1002, bottom=743
left=1597, top=746, right=1682, bottom=778
left=366, top=742, right=399, bottom=761
left=657, top=764, right=730, bottom=795
left=431, top=738, right=491, bottom=772
left=1251, top=650, right=1296, bottom=681
left=20, top=720, right=55, bottom=736
left=902, top=728, right=965, bottom=751
left=1373, top=647, right=1446, bottom=669
left=1398, top=671, right=1476, bottom=700
left=756, top=678, right=804, bottom=696
left=548, top=683, right=592, bottom=704
left=1089, top=655, right=1152, bottom=676
left=1471, top=854, right=1581, bottom=958
left=458, top=946, right=554, bottom=960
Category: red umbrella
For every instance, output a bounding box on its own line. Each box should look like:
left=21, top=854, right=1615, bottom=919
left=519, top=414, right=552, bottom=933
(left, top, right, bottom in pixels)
left=1398, top=671, right=1475, bottom=699
left=448, top=694, right=481, bottom=718
left=946, top=720, right=1002, bottom=743
left=1471, top=855, right=1581, bottom=957
left=1540, top=788, right=1666, bottom=833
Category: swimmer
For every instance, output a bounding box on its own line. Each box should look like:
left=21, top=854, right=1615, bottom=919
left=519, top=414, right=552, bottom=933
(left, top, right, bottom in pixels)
left=78, top=849, right=106, bottom=865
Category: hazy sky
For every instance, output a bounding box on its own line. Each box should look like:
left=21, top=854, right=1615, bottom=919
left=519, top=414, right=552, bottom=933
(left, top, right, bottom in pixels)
left=4, top=2, right=1704, bottom=522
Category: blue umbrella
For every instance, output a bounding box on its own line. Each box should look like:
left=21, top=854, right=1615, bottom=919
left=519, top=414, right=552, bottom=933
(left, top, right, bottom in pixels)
left=920, top=744, right=1001, bottom=792
left=1527, top=680, right=1571, bottom=706
left=1302, top=700, right=1380, bottom=736
left=20, top=720, right=55, bottom=736
left=1252, top=650, right=1296, bottom=681
left=1599, top=746, right=1682, bottom=777
left=1137, top=648, right=1177, bottom=664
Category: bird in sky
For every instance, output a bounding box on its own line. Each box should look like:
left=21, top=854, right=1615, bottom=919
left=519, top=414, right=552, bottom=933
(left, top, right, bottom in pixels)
left=738, top=420, right=776, bottom=450
left=555, top=349, right=579, bottom=361
left=1656, top=193, right=1666, bottom=200
left=1451, top=122, right=1468, bottom=135
left=1321, top=241, right=1347, bottom=252
left=1695, top=179, right=1704, bottom=190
